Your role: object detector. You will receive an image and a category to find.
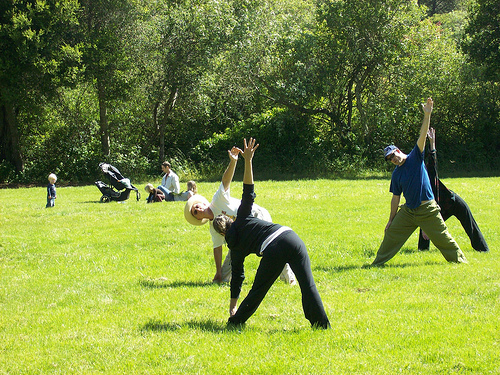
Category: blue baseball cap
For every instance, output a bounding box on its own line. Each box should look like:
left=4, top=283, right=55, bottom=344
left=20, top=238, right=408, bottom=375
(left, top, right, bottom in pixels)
left=384, top=145, right=398, bottom=160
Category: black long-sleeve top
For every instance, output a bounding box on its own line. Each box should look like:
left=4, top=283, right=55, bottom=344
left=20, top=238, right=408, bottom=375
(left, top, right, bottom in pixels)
left=425, top=149, right=455, bottom=212
left=225, top=184, right=281, bottom=299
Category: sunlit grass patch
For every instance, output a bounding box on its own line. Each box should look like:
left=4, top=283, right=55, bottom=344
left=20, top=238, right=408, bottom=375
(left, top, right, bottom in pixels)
left=1, top=177, right=499, bottom=374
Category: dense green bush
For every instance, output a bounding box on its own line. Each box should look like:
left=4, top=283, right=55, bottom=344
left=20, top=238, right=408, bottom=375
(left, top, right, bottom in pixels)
left=190, top=108, right=374, bottom=179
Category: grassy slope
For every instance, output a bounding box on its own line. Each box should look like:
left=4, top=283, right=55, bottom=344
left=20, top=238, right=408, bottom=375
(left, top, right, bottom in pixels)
left=0, top=178, right=498, bottom=374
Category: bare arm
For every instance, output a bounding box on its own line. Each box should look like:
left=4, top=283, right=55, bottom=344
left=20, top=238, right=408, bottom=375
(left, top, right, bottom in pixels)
left=221, top=147, right=241, bottom=191
left=417, top=98, right=433, bottom=152
left=385, top=194, right=401, bottom=231
left=241, top=138, right=259, bottom=185
left=427, top=127, right=436, bottom=150
left=229, top=298, right=238, bottom=316
left=212, top=246, right=223, bottom=283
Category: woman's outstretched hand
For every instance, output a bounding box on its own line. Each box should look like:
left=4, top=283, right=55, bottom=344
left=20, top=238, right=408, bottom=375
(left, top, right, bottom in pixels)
left=241, top=138, right=258, bottom=185
left=240, top=137, right=259, bottom=160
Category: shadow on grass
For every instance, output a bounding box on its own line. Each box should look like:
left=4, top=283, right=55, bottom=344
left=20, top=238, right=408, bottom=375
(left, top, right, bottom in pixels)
left=141, top=319, right=228, bottom=333
left=362, top=260, right=444, bottom=269
left=315, top=260, right=443, bottom=272
left=139, top=278, right=216, bottom=289
left=80, top=200, right=138, bottom=204
left=314, top=264, right=362, bottom=272
left=141, top=319, right=315, bottom=334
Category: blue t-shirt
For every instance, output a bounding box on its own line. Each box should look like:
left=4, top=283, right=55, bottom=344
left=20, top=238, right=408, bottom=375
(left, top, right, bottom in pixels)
left=390, top=144, right=434, bottom=209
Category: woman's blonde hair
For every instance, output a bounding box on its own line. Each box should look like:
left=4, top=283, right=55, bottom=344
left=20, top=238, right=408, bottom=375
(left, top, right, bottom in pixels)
left=187, top=180, right=197, bottom=194
left=213, top=214, right=233, bottom=236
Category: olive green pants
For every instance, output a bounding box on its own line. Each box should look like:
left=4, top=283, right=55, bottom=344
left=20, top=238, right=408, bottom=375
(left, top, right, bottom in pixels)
left=372, top=200, right=467, bottom=266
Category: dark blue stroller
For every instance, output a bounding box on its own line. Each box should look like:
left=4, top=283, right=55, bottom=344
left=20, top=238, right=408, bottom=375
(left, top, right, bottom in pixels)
left=95, top=163, right=140, bottom=203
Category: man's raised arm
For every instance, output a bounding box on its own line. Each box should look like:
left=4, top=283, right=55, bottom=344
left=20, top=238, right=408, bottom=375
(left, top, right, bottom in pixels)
left=417, top=97, right=433, bottom=152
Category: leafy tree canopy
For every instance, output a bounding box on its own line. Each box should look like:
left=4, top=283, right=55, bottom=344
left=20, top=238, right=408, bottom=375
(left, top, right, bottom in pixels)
left=462, top=0, right=500, bottom=81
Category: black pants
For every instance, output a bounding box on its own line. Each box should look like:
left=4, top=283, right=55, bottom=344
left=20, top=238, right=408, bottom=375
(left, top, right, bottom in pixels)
left=418, top=193, right=489, bottom=252
left=228, top=231, right=330, bottom=329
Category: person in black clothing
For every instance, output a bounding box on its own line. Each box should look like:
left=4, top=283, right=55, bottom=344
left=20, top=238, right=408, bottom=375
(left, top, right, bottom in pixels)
left=418, top=127, right=489, bottom=252
left=145, top=183, right=165, bottom=203
left=212, top=138, right=330, bottom=329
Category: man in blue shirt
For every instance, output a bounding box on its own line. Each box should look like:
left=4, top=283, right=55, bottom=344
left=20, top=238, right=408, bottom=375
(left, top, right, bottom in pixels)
left=372, top=98, right=467, bottom=266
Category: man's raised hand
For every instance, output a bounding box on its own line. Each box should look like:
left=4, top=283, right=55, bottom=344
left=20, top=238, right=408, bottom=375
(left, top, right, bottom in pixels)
left=422, top=97, right=434, bottom=115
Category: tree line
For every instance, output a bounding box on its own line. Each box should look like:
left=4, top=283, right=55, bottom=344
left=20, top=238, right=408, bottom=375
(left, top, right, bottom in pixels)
left=1, top=0, right=499, bottom=184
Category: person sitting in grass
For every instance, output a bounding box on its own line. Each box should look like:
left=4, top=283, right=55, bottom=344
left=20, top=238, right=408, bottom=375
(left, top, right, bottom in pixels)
left=145, top=183, right=165, bottom=203
left=157, top=161, right=180, bottom=201
left=212, top=138, right=330, bottom=329
left=175, top=180, right=198, bottom=201
left=372, top=98, right=467, bottom=266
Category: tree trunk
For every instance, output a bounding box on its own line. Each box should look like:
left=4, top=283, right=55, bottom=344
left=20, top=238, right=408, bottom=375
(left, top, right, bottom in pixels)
left=347, top=79, right=354, bottom=131
left=97, top=80, right=110, bottom=157
left=159, top=116, right=166, bottom=162
left=0, top=98, right=24, bottom=173
left=355, top=66, right=371, bottom=134
left=158, top=87, right=178, bottom=163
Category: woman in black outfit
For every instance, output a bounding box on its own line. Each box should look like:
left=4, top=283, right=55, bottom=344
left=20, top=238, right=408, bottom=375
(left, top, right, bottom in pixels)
left=418, top=128, right=489, bottom=252
left=213, top=138, right=330, bottom=329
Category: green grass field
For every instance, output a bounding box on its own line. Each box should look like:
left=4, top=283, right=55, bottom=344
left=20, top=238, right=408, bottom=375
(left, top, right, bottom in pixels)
left=1, top=177, right=499, bottom=374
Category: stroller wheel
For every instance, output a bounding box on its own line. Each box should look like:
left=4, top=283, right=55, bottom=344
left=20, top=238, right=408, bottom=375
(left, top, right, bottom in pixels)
left=100, top=195, right=111, bottom=203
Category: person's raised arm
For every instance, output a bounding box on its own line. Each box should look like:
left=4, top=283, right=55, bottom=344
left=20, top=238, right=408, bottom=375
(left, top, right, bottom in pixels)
left=427, top=127, right=436, bottom=151
left=417, top=97, right=433, bottom=152
left=426, top=126, right=438, bottom=176
left=221, top=146, right=242, bottom=191
left=426, top=127, right=440, bottom=200
left=241, top=138, right=259, bottom=185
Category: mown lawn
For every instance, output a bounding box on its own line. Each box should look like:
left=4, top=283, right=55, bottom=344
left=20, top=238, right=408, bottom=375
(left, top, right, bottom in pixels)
left=1, top=177, right=499, bottom=374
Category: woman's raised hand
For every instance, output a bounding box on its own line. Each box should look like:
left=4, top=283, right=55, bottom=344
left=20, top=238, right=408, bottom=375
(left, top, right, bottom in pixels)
left=241, top=137, right=259, bottom=160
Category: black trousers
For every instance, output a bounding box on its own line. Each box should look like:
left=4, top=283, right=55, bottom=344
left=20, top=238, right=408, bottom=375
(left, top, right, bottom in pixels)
left=228, top=231, right=330, bottom=329
left=418, top=193, right=489, bottom=252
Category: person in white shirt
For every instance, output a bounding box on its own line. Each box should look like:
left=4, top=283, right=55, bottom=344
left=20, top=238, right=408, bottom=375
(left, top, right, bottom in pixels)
left=184, top=147, right=296, bottom=285
left=157, top=161, right=180, bottom=201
